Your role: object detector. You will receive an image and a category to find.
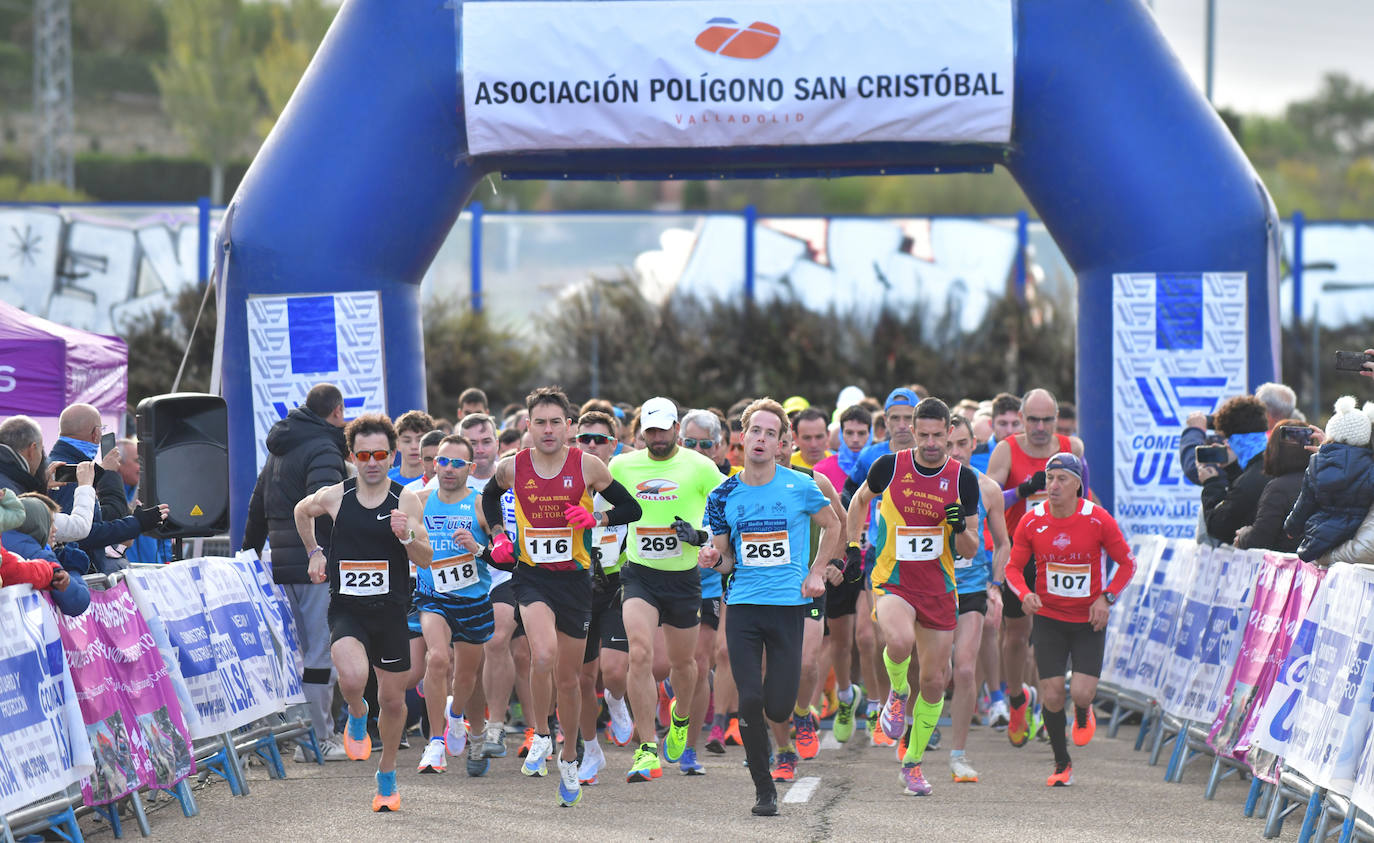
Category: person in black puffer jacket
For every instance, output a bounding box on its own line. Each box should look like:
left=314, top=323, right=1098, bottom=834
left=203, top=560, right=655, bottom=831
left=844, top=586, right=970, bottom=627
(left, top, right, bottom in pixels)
left=1199, top=395, right=1273, bottom=545
left=242, top=384, right=348, bottom=760
left=1235, top=421, right=1312, bottom=553
left=1285, top=396, right=1374, bottom=562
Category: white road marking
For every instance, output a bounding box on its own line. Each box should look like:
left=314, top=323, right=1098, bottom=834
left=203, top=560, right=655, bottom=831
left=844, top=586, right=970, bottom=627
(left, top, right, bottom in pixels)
left=820, top=732, right=842, bottom=751
left=782, top=776, right=822, bottom=803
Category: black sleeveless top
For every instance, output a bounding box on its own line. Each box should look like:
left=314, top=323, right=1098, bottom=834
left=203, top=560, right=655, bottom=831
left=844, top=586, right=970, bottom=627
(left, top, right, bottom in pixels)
left=327, top=478, right=410, bottom=610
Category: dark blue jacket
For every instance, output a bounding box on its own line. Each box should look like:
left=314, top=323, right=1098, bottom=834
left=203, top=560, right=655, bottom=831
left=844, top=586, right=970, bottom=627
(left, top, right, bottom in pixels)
left=1, top=529, right=91, bottom=616
left=47, top=438, right=151, bottom=574
left=1285, top=442, right=1374, bottom=562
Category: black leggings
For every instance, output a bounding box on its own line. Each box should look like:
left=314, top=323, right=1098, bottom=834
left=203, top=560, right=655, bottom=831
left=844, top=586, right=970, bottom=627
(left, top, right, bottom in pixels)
left=726, top=603, right=805, bottom=789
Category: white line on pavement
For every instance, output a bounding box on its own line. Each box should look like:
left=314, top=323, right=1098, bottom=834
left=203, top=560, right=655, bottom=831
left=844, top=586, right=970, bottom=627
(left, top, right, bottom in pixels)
left=782, top=776, right=821, bottom=803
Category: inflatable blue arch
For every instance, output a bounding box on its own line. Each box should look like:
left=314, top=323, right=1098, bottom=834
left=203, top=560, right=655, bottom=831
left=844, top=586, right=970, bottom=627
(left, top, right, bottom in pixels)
left=220, top=0, right=1279, bottom=544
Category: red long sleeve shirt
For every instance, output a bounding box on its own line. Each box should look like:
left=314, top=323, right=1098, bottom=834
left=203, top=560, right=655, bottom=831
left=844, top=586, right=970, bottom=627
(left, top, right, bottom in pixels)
left=0, top=543, right=58, bottom=589
left=1006, top=499, right=1135, bottom=624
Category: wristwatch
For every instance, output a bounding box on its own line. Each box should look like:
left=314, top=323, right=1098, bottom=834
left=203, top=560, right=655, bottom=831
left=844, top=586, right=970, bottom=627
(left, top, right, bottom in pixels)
left=399, top=529, right=416, bottom=545
left=1103, top=591, right=1117, bottom=606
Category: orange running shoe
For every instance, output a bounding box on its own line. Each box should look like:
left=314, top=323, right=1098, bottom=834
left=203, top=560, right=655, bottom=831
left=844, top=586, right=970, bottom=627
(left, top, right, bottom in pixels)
left=723, top=717, right=743, bottom=746
left=371, top=771, right=400, bottom=812
left=772, top=750, right=798, bottom=782
left=794, top=711, right=820, bottom=760
left=518, top=727, right=535, bottom=758
left=1007, top=686, right=1032, bottom=748
left=1046, top=763, right=1074, bottom=787
left=1072, top=708, right=1096, bottom=747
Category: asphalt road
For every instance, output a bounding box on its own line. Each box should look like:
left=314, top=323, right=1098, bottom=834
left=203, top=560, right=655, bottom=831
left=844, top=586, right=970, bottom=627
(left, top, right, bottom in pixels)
left=77, top=713, right=1301, bottom=842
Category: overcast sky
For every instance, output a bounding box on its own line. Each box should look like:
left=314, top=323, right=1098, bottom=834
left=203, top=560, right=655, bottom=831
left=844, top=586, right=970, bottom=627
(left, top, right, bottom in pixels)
left=1149, top=0, right=1373, bottom=114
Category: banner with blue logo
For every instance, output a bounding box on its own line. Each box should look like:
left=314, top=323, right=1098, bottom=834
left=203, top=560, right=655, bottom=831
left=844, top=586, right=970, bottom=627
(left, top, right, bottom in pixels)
left=1123, top=539, right=1197, bottom=697
left=1111, top=273, right=1248, bottom=539
left=231, top=551, right=306, bottom=706
left=1281, top=564, right=1374, bottom=796
left=1101, top=535, right=1165, bottom=688
left=245, top=292, right=387, bottom=472
left=0, top=587, right=93, bottom=816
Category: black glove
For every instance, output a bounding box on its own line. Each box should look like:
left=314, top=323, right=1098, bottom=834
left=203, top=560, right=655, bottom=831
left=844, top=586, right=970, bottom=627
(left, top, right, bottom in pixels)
left=671, top=515, right=708, bottom=547
left=844, top=542, right=864, bottom=583
left=944, top=502, right=966, bottom=534
left=134, top=505, right=165, bottom=531
left=1017, top=471, right=1046, bottom=499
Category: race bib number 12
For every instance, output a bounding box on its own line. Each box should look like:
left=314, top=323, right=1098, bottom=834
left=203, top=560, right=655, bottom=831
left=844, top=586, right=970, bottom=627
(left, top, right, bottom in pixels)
left=895, top=526, right=945, bottom=562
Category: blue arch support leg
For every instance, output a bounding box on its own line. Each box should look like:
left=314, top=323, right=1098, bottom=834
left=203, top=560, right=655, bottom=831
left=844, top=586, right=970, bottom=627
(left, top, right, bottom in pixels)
left=220, top=0, right=1276, bottom=541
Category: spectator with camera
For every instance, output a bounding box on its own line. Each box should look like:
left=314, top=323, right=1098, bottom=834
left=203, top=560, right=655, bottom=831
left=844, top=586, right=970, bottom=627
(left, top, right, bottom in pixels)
left=1197, top=395, right=1272, bottom=545
left=1284, top=396, right=1374, bottom=563
left=1233, top=420, right=1313, bottom=553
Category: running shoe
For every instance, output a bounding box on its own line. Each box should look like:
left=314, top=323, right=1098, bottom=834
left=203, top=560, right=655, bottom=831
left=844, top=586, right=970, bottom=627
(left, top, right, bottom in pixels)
left=832, top=685, right=862, bottom=743
left=1007, top=687, right=1031, bottom=747
left=521, top=734, right=552, bottom=777
left=605, top=692, right=634, bottom=746
left=627, top=742, right=660, bottom=783
left=518, top=727, right=536, bottom=758
left=417, top=738, right=446, bottom=774
left=664, top=699, right=690, bottom=763
left=820, top=677, right=839, bottom=720
left=657, top=680, right=673, bottom=732
left=343, top=702, right=372, bottom=761
left=1047, top=762, right=1074, bottom=787
left=679, top=746, right=705, bottom=775
left=772, top=750, right=798, bottom=782
left=1072, top=707, right=1096, bottom=746
left=879, top=688, right=909, bottom=739
left=371, top=770, right=400, bottom=812
left=723, top=717, right=743, bottom=746
left=987, top=699, right=1011, bottom=731
left=444, top=700, right=467, bottom=757
left=293, top=736, right=348, bottom=763
left=900, top=762, right=932, bottom=796
left=557, top=758, right=582, bottom=807
left=466, top=737, right=490, bottom=777
left=482, top=722, right=507, bottom=758
left=706, top=723, right=727, bottom=755
left=868, top=710, right=896, bottom=747
left=896, top=724, right=910, bottom=762
left=794, top=711, right=820, bottom=760
left=580, top=740, right=604, bottom=784
left=752, top=787, right=779, bottom=816
left=949, top=754, right=979, bottom=783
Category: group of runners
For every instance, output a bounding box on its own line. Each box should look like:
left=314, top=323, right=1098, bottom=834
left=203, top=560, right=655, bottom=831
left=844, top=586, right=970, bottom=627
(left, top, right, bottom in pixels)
left=291, top=383, right=1136, bottom=815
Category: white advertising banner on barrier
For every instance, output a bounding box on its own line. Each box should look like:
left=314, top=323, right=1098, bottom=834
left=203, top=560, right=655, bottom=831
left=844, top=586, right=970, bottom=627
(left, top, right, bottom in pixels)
left=1125, top=539, right=1198, bottom=697
left=0, top=587, right=93, bottom=816
left=1111, top=273, right=1248, bottom=540
left=1283, top=564, right=1374, bottom=795
left=461, top=0, right=1014, bottom=155
left=246, top=292, right=386, bottom=473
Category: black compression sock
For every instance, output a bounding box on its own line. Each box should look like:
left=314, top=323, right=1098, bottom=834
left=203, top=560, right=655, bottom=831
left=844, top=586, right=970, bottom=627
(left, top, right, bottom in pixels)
left=1043, top=708, right=1070, bottom=769
left=1075, top=706, right=1090, bottom=729
left=1009, top=691, right=1027, bottom=709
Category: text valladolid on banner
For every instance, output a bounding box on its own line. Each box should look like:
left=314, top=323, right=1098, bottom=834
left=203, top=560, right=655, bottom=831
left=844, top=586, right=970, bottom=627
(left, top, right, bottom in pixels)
left=1111, top=273, right=1248, bottom=540
left=461, top=0, right=1014, bottom=155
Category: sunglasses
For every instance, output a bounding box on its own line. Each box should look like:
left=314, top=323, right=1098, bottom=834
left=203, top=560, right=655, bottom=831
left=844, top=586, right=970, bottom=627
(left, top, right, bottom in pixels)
left=353, top=450, right=390, bottom=462
left=681, top=437, right=715, bottom=449
left=434, top=456, right=469, bottom=468
left=577, top=433, right=612, bottom=444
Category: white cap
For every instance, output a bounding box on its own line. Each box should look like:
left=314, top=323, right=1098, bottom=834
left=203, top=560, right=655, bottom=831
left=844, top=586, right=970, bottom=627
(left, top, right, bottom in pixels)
left=640, top=397, right=678, bottom=431
left=836, top=385, right=864, bottom=410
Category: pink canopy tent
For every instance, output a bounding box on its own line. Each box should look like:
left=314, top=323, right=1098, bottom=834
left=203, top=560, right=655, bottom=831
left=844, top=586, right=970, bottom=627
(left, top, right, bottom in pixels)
left=0, top=299, right=128, bottom=442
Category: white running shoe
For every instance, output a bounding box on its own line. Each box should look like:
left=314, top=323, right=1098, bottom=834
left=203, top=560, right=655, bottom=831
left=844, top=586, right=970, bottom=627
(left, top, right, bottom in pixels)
left=293, top=736, right=349, bottom=763
left=417, top=738, right=447, bottom=773
left=558, top=758, right=583, bottom=806
left=445, top=697, right=467, bottom=757
left=988, top=699, right=1010, bottom=730
left=522, top=734, right=553, bottom=777
left=605, top=692, right=634, bottom=745
left=580, top=739, right=605, bottom=784
left=949, top=754, right=979, bottom=783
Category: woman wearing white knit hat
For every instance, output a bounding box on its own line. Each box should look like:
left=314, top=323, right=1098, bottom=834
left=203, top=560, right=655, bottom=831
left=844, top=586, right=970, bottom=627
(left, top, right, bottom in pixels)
left=1284, top=396, right=1374, bottom=562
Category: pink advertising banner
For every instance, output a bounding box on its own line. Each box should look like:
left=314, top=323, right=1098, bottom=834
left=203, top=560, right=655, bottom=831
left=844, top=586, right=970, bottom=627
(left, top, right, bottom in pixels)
left=56, top=583, right=194, bottom=806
